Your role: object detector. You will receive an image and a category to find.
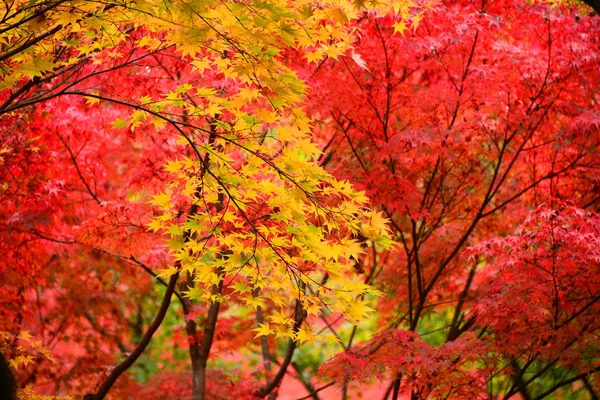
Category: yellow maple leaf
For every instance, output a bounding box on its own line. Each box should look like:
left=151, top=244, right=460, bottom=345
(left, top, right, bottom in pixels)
left=305, top=50, right=324, bottom=64
left=150, top=192, right=172, bottom=209
left=393, top=21, right=408, bottom=36
left=295, top=325, right=315, bottom=344
left=18, top=331, right=33, bottom=342
left=411, top=14, right=423, bottom=32
left=253, top=323, right=274, bottom=338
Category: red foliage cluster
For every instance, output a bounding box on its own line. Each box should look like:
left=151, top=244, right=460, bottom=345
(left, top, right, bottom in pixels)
left=300, top=0, right=600, bottom=397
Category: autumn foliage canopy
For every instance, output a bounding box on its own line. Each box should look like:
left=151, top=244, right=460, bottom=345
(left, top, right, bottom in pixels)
left=1, top=0, right=599, bottom=399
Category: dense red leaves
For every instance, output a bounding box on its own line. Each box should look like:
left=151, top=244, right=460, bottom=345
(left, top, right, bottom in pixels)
left=320, top=330, right=492, bottom=398
left=0, top=48, right=186, bottom=393
left=471, top=204, right=600, bottom=368
left=300, top=0, right=600, bottom=397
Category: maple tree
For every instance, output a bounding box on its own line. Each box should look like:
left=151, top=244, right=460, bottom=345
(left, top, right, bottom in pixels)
left=303, top=0, right=600, bottom=398
left=1, top=0, right=600, bottom=400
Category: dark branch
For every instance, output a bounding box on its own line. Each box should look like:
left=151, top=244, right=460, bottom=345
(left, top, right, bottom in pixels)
left=85, top=272, right=179, bottom=400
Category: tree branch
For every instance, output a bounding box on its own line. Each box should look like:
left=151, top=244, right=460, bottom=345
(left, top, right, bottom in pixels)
left=85, top=272, right=179, bottom=400
left=256, top=299, right=306, bottom=398
left=533, top=365, right=600, bottom=400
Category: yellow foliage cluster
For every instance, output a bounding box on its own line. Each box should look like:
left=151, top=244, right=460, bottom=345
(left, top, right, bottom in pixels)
left=1, top=0, right=418, bottom=343
left=0, top=331, right=68, bottom=400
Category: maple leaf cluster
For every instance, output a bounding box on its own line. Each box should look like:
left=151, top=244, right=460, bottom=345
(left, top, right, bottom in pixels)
left=301, top=0, right=600, bottom=397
